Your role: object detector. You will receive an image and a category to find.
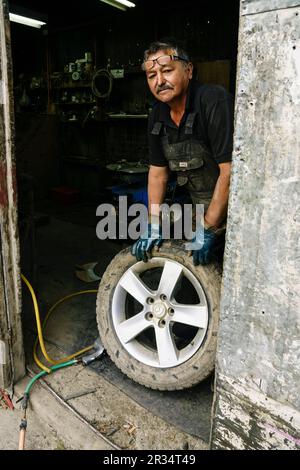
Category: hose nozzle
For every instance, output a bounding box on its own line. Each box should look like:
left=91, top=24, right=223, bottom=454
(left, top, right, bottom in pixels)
left=81, top=337, right=105, bottom=366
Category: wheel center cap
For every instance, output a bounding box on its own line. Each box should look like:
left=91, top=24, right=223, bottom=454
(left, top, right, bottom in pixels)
left=153, top=302, right=166, bottom=319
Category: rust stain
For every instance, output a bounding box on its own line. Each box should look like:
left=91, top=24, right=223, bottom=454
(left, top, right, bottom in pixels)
left=0, top=161, right=8, bottom=208
left=11, top=161, right=18, bottom=205
left=0, top=161, right=18, bottom=208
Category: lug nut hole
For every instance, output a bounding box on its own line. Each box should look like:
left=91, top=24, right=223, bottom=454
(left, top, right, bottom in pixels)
left=160, top=294, right=167, bottom=301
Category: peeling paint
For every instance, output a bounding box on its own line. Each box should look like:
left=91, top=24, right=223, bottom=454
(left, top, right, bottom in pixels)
left=0, top=160, right=8, bottom=208
left=212, top=375, right=300, bottom=449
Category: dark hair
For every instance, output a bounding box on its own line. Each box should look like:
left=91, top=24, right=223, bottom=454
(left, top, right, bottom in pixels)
left=143, top=37, right=190, bottom=63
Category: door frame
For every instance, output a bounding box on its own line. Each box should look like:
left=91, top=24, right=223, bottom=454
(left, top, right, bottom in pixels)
left=0, top=0, right=25, bottom=390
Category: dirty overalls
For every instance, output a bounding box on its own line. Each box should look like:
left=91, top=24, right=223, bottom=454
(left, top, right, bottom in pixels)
left=151, top=112, right=220, bottom=211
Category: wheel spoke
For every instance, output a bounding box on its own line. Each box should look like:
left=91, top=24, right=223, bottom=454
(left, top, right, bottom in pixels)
left=154, top=325, right=178, bottom=367
left=117, top=312, right=150, bottom=344
left=119, top=268, right=153, bottom=305
left=171, top=304, right=208, bottom=328
left=157, top=261, right=183, bottom=299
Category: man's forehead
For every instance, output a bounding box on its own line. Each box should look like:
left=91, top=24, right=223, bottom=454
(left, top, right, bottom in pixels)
left=147, top=49, right=175, bottom=60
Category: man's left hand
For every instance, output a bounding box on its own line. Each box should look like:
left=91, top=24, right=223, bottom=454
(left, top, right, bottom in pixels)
left=191, top=221, right=221, bottom=266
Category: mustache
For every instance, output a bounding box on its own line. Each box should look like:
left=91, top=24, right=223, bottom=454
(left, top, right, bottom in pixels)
left=156, top=84, right=173, bottom=93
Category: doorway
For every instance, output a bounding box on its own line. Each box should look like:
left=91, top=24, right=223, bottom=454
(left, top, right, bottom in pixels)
left=1, top=0, right=240, bottom=449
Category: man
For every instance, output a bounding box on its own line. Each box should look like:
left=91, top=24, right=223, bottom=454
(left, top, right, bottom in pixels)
left=132, top=39, right=233, bottom=265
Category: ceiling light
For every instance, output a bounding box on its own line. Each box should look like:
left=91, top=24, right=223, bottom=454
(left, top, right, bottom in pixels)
left=100, top=0, right=126, bottom=10
left=99, top=0, right=135, bottom=11
left=9, top=13, right=46, bottom=28
left=115, top=0, right=135, bottom=7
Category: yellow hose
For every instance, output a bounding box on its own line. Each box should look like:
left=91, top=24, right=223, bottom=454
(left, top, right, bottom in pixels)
left=21, top=274, right=98, bottom=373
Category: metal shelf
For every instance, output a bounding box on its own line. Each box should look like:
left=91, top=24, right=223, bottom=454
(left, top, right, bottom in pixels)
left=107, top=114, right=148, bottom=119
left=52, top=83, right=92, bottom=89
left=61, top=156, right=103, bottom=166
left=54, top=102, right=96, bottom=105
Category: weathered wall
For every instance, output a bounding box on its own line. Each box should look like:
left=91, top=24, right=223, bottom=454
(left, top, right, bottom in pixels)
left=0, top=0, right=25, bottom=389
left=211, top=0, right=300, bottom=449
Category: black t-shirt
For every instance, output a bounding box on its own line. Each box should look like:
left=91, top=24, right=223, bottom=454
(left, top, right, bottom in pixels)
left=148, top=80, right=234, bottom=166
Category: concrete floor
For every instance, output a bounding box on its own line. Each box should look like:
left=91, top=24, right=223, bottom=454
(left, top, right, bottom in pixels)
left=16, top=201, right=213, bottom=450
left=0, top=400, right=71, bottom=450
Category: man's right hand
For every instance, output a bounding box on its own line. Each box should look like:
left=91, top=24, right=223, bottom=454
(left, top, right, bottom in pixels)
left=131, top=223, right=162, bottom=262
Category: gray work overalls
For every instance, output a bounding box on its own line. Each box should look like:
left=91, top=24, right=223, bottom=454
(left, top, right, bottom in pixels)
left=151, top=112, right=220, bottom=210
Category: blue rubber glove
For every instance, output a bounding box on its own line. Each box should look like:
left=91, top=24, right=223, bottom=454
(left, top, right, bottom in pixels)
left=131, top=223, right=162, bottom=262
left=192, top=222, right=219, bottom=266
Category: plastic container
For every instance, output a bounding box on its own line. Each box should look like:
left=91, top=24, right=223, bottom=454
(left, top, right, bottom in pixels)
left=110, top=184, right=148, bottom=207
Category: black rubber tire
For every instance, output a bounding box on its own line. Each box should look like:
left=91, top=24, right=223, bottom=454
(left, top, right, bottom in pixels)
left=96, top=240, right=222, bottom=391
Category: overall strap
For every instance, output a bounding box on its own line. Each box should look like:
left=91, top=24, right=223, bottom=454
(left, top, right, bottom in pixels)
left=184, top=112, right=197, bottom=135
left=151, top=122, right=163, bottom=135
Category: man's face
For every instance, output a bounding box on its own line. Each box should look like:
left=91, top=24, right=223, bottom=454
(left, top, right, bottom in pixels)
left=144, top=49, right=193, bottom=105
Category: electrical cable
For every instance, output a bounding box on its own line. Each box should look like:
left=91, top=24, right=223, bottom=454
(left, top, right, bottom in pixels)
left=18, top=274, right=100, bottom=449
left=25, top=361, right=77, bottom=396
left=21, top=274, right=97, bottom=372
left=33, top=290, right=98, bottom=370
left=18, top=360, right=78, bottom=450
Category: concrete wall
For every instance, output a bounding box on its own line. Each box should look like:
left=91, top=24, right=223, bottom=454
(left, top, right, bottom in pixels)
left=211, top=0, right=300, bottom=449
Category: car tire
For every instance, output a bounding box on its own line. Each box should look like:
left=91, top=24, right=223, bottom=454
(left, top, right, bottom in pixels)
left=96, top=240, right=221, bottom=391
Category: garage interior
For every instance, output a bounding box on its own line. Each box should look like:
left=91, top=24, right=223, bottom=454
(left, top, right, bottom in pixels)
left=9, top=0, right=240, bottom=449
